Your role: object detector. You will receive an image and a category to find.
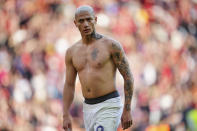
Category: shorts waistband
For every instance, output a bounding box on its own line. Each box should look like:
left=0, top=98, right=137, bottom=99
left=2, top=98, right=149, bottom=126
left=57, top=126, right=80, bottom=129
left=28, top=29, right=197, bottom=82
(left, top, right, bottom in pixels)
left=84, top=91, right=119, bottom=104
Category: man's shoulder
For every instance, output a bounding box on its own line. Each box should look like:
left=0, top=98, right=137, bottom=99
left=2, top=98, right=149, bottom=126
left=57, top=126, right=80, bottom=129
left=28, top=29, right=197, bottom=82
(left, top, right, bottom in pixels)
left=101, top=35, right=120, bottom=45
left=102, top=35, right=115, bottom=42
left=66, top=40, right=82, bottom=58
left=101, top=35, right=121, bottom=50
left=67, top=40, right=82, bottom=52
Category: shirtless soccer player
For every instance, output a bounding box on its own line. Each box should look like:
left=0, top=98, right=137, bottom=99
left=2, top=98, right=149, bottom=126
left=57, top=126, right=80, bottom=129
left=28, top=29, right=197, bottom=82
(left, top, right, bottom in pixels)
left=63, top=5, right=134, bottom=131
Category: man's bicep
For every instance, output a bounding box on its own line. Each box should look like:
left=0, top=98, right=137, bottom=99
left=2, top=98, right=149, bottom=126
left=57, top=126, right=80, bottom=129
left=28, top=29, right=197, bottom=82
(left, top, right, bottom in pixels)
left=111, top=42, right=131, bottom=79
left=65, top=50, right=77, bottom=87
left=115, top=56, right=132, bottom=79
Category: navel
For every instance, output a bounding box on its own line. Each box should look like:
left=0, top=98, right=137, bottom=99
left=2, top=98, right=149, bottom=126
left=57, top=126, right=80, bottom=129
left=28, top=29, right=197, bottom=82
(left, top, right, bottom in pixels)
left=97, top=62, right=101, bottom=66
left=87, top=88, right=91, bottom=92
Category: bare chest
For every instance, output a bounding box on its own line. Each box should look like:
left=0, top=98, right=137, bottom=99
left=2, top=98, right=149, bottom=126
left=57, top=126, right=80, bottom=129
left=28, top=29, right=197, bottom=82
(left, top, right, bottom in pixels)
left=72, top=45, right=110, bottom=71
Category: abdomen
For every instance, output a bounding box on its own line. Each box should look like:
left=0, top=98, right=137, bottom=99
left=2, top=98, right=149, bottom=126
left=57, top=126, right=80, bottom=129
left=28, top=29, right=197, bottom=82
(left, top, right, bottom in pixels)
left=78, top=60, right=117, bottom=98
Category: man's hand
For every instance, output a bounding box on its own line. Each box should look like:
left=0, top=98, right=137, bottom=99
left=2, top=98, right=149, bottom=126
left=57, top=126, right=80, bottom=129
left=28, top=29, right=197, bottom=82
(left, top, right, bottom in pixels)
left=63, top=114, right=72, bottom=131
left=121, top=109, right=133, bottom=130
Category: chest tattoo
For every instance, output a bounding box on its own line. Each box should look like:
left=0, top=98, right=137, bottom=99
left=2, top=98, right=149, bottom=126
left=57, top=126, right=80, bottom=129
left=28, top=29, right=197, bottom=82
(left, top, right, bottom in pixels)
left=91, top=48, right=99, bottom=60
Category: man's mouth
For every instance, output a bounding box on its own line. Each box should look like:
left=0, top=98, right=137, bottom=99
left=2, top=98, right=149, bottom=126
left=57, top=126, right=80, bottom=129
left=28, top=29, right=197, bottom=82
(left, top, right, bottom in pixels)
left=83, top=29, right=90, bottom=33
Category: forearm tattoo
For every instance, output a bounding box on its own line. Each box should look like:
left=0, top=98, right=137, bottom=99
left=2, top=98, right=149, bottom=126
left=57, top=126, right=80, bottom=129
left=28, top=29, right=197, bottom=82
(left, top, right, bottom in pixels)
left=112, top=42, right=134, bottom=111
left=125, top=104, right=131, bottom=110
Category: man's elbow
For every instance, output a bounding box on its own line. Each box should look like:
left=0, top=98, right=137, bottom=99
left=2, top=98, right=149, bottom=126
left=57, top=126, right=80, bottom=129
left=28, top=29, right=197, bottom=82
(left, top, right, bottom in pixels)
left=64, top=83, right=75, bottom=93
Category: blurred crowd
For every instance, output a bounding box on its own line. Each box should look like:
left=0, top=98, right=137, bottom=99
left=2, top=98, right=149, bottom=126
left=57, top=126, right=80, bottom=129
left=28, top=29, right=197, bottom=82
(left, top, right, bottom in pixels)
left=0, top=0, right=197, bottom=131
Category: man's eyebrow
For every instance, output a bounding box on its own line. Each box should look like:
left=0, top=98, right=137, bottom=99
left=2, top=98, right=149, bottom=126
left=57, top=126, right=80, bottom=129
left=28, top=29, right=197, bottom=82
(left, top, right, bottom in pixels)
left=86, top=17, right=92, bottom=19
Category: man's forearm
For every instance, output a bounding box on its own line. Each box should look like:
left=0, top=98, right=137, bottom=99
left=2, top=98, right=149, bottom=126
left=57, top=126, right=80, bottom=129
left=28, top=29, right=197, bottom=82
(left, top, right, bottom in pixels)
left=63, top=85, right=75, bottom=116
left=124, top=78, right=134, bottom=111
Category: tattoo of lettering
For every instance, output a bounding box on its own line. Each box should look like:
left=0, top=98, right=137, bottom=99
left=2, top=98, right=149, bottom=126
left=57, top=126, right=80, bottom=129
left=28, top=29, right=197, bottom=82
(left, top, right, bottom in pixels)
left=91, top=31, right=103, bottom=40
left=91, top=48, right=99, bottom=60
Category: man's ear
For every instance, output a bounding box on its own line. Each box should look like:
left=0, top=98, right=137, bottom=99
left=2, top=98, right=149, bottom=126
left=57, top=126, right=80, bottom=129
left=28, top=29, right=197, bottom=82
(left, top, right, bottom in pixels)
left=74, top=20, right=77, bottom=27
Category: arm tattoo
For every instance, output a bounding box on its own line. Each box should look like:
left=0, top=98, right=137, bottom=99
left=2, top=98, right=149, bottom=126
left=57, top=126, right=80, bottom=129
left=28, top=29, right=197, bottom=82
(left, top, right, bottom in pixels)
left=112, top=42, right=134, bottom=111
left=91, top=48, right=99, bottom=60
left=125, top=104, right=131, bottom=111
left=124, top=80, right=133, bottom=111
left=114, top=52, right=120, bottom=60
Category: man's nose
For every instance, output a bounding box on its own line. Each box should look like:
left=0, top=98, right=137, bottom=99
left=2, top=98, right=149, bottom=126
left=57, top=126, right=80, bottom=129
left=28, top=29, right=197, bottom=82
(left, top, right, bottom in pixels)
left=83, top=21, right=89, bottom=27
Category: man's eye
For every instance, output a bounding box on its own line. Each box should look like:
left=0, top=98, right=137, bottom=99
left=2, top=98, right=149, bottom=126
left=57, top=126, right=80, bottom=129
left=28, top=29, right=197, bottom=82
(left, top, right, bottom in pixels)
left=87, top=18, right=91, bottom=21
left=79, top=20, right=84, bottom=23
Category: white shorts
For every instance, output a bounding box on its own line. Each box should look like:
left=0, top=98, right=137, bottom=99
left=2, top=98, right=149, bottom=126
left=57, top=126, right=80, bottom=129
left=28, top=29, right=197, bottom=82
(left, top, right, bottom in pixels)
left=83, top=96, right=123, bottom=131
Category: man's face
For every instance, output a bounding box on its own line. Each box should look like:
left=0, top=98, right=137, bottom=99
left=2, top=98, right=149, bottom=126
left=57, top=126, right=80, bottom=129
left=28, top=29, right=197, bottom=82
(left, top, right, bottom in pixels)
left=74, top=11, right=97, bottom=36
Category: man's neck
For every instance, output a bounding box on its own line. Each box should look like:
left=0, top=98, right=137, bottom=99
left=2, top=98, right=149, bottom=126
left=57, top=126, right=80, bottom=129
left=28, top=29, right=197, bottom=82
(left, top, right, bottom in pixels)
left=82, top=31, right=103, bottom=44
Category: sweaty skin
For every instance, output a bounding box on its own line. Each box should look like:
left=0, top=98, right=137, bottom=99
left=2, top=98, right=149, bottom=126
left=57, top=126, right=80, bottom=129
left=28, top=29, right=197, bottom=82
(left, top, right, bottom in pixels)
left=63, top=5, right=134, bottom=131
